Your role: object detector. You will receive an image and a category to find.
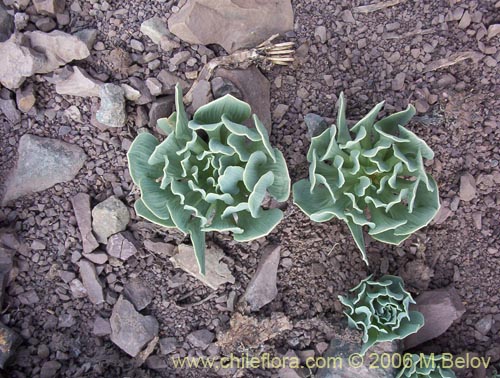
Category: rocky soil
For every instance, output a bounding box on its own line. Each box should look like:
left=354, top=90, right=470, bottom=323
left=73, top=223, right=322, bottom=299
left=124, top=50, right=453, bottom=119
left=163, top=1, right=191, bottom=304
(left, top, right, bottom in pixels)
left=0, top=0, right=499, bottom=377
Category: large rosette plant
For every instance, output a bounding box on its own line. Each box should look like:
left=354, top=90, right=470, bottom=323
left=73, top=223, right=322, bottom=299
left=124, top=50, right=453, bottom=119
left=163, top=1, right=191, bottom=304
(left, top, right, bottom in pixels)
left=339, top=275, right=424, bottom=355
left=127, top=85, right=290, bottom=274
left=293, top=94, right=440, bottom=264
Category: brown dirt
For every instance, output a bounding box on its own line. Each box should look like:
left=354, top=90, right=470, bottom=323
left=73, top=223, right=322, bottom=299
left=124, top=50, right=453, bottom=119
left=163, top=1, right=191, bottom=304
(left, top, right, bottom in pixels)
left=0, top=0, right=499, bottom=377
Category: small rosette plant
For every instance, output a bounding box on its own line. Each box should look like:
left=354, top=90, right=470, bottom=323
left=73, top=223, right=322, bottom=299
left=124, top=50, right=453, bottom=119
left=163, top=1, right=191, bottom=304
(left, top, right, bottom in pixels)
left=339, top=275, right=424, bottom=355
left=293, top=94, right=440, bottom=264
left=127, top=85, right=290, bottom=274
left=397, top=354, right=456, bottom=378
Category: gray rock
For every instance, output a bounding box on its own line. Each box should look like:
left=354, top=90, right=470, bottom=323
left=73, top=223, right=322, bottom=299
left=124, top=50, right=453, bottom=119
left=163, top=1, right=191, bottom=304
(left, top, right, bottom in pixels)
left=0, top=98, right=21, bottom=124
left=124, top=277, right=154, bottom=311
left=460, top=173, right=476, bottom=201
left=110, top=296, right=159, bottom=357
left=159, top=337, right=178, bottom=355
left=0, top=244, right=14, bottom=309
left=26, top=30, right=91, bottom=74
left=93, top=315, right=111, bottom=336
left=215, top=66, right=272, bottom=134
left=149, top=96, right=174, bottom=129
left=305, top=113, right=329, bottom=139
left=186, top=329, right=214, bottom=350
left=40, top=360, right=61, bottom=378
left=392, top=72, right=406, bottom=91
left=157, top=70, right=189, bottom=94
left=33, top=0, right=65, bottom=16
left=91, top=196, right=130, bottom=244
left=475, top=314, right=493, bottom=335
left=211, top=76, right=242, bottom=99
left=0, top=34, right=47, bottom=90
left=404, top=287, right=466, bottom=349
left=170, top=50, right=191, bottom=66
left=55, top=66, right=102, bottom=97
left=244, top=245, right=280, bottom=311
left=316, top=327, right=399, bottom=378
left=487, top=24, right=500, bottom=40
left=168, top=0, right=294, bottom=53
left=341, top=10, right=356, bottom=23
left=121, top=83, right=141, bottom=101
left=74, top=28, right=98, bottom=50
left=96, top=84, right=127, bottom=128
left=15, top=84, right=36, bottom=113
left=0, top=3, right=14, bottom=42
left=140, top=17, right=180, bottom=51
left=82, top=251, right=107, bottom=265
left=1, top=134, right=86, bottom=205
left=128, top=77, right=154, bottom=105
left=69, top=278, right=87, bottom=298
left=107, top=232, right=138, bottom=260
left=190, top=79, right=212, bottom=111
left=145, top=77, right=163, bottom=96
left=71, top=193, right=99, bottom=254
left=35, top=17, right=56, bottom=32
left=78, top=259, right=104, bottom=305
left=314, top=25, right=327, bottom=43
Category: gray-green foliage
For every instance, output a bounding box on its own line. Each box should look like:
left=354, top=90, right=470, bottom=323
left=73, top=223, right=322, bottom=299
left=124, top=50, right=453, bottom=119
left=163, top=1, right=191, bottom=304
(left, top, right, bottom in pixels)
left=293, top=94, right=440, bottom=264
left=396, top=354, right=456, bottom=378
left=339, top=275, right=424, bottom=355
left=127, top=85, right=290, bottom=274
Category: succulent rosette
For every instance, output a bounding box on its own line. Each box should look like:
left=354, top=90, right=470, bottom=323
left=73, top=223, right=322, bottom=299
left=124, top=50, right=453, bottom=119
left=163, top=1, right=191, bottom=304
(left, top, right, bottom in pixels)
left=127, top=85, right=290, bottom=274
left=397, top=354, right=456, bottom=378
left=339, top=275, right=424, bottom=355
left=293, top=94, right=440, bottom=264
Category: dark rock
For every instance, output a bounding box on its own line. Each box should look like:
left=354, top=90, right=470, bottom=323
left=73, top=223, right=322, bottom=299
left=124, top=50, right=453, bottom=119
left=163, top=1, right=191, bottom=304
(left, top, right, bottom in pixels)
left=1, top=134, right=86, bottom=205
left=110, top=296, right=159, bottom=357
left=149, top=96, right=175, bottom=129
left=157, top=69, right=189, bottom=94
left=106, top=232, right=138, bottom=261
left=128, top=77, right=154, bottom=105
left=190, top=79, right=212, bottom=111
left=0, top=323, right=21, bottom=368
left=211, top=77, right=242, bottom=99
left=159, top=337, right=178, bottom=355
left=0, top=3, right=14, bottom=42
left=93, top=316, right=111, bottom=336
left=215, top=66, right=271, bottom=134
left=123, top=277, right=153, bottom=311
left=186, top=329, right=214, bottom=350
left=244, top=245, right=280, bottom=311
left=40, top=360, right=61, bottom=378
left=33, top=0, right=65, bottom=16
left=304, top=113, right=329, bottom=139
left=0, top=98, right=21, bottom=124
left=404, top=287, right=466, bottom=349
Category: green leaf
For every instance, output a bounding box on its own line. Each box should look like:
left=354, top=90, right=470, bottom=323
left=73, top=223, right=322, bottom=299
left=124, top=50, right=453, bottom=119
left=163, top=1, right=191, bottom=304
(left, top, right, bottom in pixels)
left=233, top=208, right=283, bottom=242
left=127, top=133, right=163, bottom=185
left=134, top=198, right=175, bottom=228
left=194, top=94, right=251, bottom=124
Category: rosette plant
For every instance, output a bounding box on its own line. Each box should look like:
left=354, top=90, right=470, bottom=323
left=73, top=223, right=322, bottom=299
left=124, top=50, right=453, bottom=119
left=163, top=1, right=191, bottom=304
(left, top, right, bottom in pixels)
left=293, top=94, right=440, bottom=264
left=339, top=275, right=424, bottom=355
left=396, top=354, right=456, bottom=378
left=127, top=85, right=290, bottom=274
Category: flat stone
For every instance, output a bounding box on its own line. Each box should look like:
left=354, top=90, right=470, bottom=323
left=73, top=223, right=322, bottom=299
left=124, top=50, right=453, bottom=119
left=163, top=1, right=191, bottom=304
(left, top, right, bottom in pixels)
left=244, top=245, right=280, bottom=311
left=314, top=25, right=327, bottom=43
left=460, top=173, right=476, bottom=201
left=124, top=277, right=154, bottom=311
left=170, top=50, right=191, bottom=66
left=55, top=66, right=102, bottom=97
left=168, top=0, right=294, bottom=53
left=33, top=0, right=65, bottom=16
left=149, top=96, right=175, bottom=129
left=487, top=24, right=500, bottom=40
left=0, top=34, right=47, bottom=90
left=140, top=17, right=180, bottom=51
left=128, top=77, right=154, bottom=105
left=392, top=72, right=406, bottom=91
left=78, top=259, right=104, bottom=305
left=73, top=28, right=98, bottom=51
left=404, top=287, right=466, bottom=349
left=69, top=278, right=87, bottom=298
left=145, top=77, right=163, bottom=96
left=211, top=76, right=242, bottom=99
left=71, top=193, right=99, bottom=254
left=186, top=329, right=214, bottom=350
left=15, top=84, right=36, bottom=113
left=1, top=134, right=86, bottom=205
left=26, top=30, right=90, bottom=74
left=91, top=196, right=130, bottom=244
left=159, top=337, right=178, bottom=355
left=190, top=79, right=212, bottom=111
left=304, top=113, right=329, bottom=139
left=107, top=232, right=138, bottom=260
left=475, top=315, right=493, bottom=335
left=82, top=251, right=108, bottom=265
left=93, top=315, right=111, bottom=336
left=215, top=66, right=272, bottom=134
left=121, top=83, right=141, bottom=101
left=0, top=2, right=14, bottom=42
left=40, top=360, right=61, bottom=378
left=143, top=240, right=176, bottom=257
left=341, top=10, right=356, bottom=23
left=273, top=104, right=289, bottom=121
left=0, top=98, right=21, bottom=124
left=170, top=244, right=235, bottom=290
left=157, top=70, right=189, bottom=93
left=96, top=83, right=127, bottom=128
left=458, top=10, right=471, bottom=29
left=110, top=296, right=159, bottom=357
left=35, top=17, right=56, bottom=32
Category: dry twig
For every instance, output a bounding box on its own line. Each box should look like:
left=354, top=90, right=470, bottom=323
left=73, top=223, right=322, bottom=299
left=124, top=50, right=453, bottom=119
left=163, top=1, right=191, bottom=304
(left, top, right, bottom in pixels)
left=353, top=0, right=406, bottom=13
